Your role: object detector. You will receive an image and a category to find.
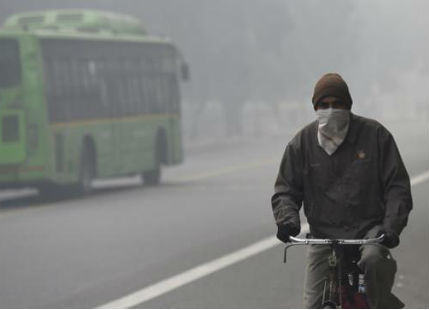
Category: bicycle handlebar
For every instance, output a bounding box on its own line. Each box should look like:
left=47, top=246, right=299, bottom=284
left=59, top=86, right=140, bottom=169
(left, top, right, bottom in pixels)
left=283, top=234, right=384, bottom=263
left=288, top=234, right=385, bottom=245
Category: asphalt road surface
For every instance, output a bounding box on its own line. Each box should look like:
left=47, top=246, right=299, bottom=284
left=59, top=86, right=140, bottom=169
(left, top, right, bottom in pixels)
left=0, top=119, right=427, bottom=308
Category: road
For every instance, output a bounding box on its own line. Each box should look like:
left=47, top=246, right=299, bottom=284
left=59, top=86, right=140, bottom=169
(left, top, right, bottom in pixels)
left=0, top=119, right=427, bottom=308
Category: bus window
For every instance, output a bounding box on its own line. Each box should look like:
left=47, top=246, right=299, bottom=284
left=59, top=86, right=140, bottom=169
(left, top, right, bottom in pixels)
left=0, top=38, right=21, bottom=88
left=140, top=78, right=148, bottom=114
left=44, top=58, right=54, bottom=95
left=2, top=115, right=19, bottom=142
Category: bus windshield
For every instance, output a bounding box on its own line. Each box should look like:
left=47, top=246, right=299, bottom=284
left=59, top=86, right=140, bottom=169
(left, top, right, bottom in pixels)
left=0, top=38, right=21, bottom=88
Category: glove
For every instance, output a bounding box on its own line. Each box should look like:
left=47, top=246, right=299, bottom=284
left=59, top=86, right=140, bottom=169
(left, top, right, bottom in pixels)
left=377, top=229, right=400, bottom=249
left=276, top=223, right=300, bottom=243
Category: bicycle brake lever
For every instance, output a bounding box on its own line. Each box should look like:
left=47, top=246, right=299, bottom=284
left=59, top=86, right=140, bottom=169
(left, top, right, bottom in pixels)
left=283, top=243, right=295, bottom=263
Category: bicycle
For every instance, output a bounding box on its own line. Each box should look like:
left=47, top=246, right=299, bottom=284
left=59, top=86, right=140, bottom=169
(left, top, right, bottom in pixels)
left=283, top=234, right=384, bottom=309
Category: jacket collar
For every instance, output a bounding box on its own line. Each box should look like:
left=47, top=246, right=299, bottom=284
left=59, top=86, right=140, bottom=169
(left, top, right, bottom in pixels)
left=345, top=113, right=359, bottom=144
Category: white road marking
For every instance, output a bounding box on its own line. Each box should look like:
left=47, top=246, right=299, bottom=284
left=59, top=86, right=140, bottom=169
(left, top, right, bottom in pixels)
left=97, top=224, right=308, bottom=309
left=97, top=169, right=429, bottom=309
left=410, top=169, right=429, bottom=186
left=98, top=238, right=279, bottom=308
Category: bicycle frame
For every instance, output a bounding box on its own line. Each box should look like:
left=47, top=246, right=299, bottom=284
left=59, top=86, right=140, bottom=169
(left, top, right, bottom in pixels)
left=283, top=234, right=384, bottom=308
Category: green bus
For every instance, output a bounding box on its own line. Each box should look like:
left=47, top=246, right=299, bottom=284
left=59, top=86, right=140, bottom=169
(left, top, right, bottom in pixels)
left=0, top=9, right=188, bottom=195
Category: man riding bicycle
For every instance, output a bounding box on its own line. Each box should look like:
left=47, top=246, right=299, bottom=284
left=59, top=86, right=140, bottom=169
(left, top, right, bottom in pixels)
left=271, top=73, right=413, bottom=308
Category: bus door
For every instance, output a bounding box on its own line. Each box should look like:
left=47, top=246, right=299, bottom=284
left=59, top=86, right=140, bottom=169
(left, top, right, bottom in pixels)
left=0, top=38, right=26, bottom=165
left=0, top=110, right=26, bottom=164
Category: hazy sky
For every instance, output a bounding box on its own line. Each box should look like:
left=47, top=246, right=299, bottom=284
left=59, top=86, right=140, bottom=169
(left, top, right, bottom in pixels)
left=0, top=0, right=427, bottom=120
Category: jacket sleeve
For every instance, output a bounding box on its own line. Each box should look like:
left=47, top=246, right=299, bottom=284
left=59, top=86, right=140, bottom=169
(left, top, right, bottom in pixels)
left=379, top=128, right=413, bottom=236
left=271, top=141, right=304, bottom=233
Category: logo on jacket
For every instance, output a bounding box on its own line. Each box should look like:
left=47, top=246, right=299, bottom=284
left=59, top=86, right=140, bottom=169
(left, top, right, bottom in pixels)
left=357, top=150, right=366, bottom=159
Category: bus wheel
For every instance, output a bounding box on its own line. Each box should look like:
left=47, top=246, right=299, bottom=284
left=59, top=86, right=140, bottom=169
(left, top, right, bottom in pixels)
left=77, top=147, right=95, bottom=195
left=142, top=159, right=161, bottom=186
left=142, top=142, right=161, bottom=186
left=37, top=183, right=64, bottom=198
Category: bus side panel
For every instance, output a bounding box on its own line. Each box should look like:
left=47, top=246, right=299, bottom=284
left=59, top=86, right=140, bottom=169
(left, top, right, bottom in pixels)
left=38, top=38, right=185, bottom=183
left=40, top=38, right=120, bottom=182
left=10, top=36, right=52, bottom=184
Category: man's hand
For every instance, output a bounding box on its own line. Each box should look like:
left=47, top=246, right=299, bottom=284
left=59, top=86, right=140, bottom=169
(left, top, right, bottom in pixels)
left=377, top=229, right=400, bottom=248
left=276, top=223, right=300, bottom=243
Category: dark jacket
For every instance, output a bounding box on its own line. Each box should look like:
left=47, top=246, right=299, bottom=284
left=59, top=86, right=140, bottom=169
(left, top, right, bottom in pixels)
left=271, top=113, right=412, bottom=239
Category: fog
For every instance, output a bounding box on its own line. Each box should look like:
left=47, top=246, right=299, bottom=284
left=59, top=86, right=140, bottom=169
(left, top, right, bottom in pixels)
left=0, top=0, right=427, bottom=143
left=0, top=2, right=427, bottom=308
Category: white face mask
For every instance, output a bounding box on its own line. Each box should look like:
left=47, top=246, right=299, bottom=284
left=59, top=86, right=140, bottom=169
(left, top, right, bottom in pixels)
left=316, top=108, right=350, bottom=155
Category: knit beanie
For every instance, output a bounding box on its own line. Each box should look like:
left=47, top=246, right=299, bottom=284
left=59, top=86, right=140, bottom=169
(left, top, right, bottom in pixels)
left=312, top=73, right=353, bottom=109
